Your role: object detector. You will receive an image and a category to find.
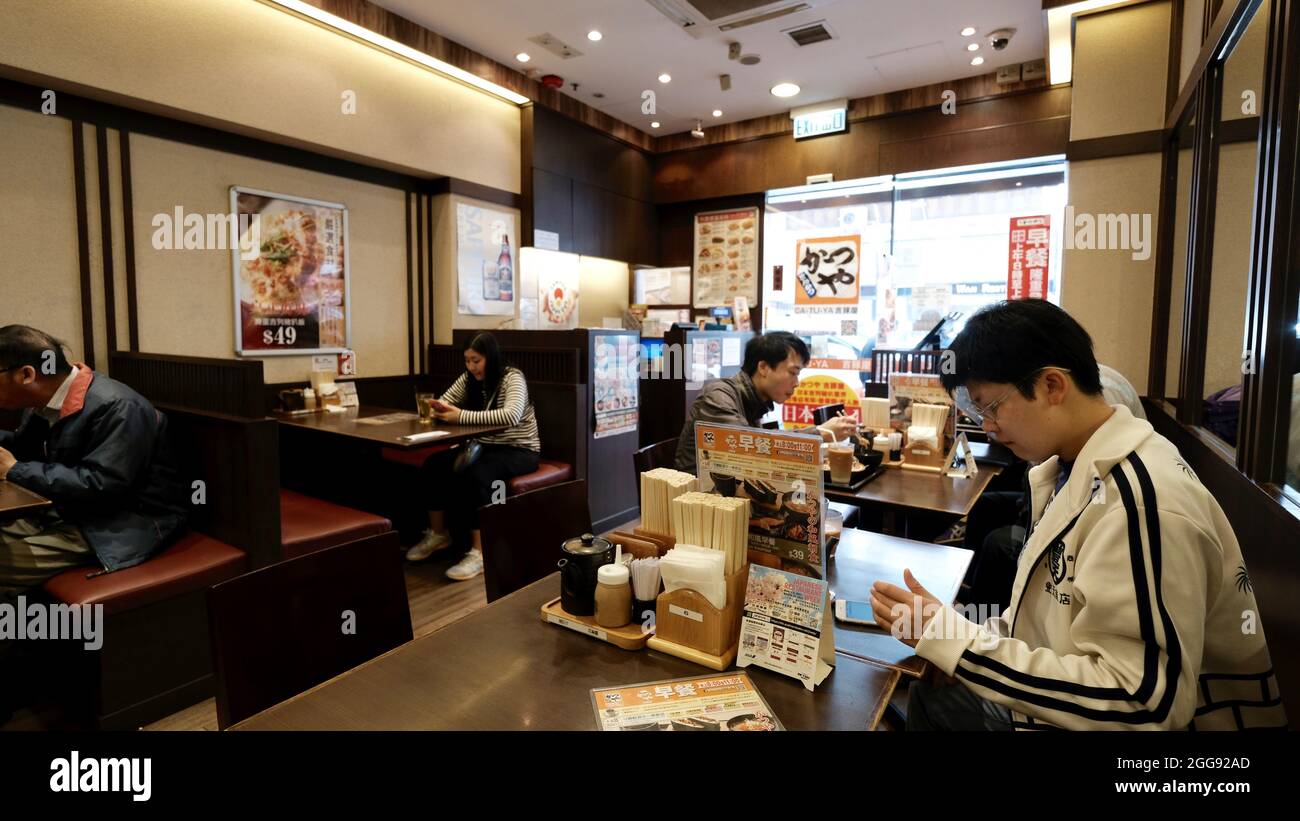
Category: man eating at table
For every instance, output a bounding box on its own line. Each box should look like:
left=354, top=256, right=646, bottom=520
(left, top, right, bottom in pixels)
left=674, top=331, right=859, bottom=475
left=0, top=325, right=188, bottom=600
left=870, top=300, right=1285, bottom=730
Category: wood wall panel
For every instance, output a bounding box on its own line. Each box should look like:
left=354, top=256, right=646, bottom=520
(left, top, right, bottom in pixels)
left=654, top=74, right=1058, bottom=152
left=654, top=87, right=1072, bottom=202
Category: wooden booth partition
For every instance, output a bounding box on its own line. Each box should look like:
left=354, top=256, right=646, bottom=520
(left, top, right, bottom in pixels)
left=444, top=329, right=639, bottom=533
left=109, top=352, right=282, bottom=569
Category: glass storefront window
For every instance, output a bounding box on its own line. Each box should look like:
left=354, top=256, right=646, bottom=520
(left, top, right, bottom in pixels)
left=761, top=157, right=1067, bottom=360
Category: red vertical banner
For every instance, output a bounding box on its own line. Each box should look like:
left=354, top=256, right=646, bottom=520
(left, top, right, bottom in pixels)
left=1007, top=215, right=1050, bottom=301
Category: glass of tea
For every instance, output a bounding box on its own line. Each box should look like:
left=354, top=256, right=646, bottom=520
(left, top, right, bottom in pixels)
left=416, top=393, right=436, bottom=424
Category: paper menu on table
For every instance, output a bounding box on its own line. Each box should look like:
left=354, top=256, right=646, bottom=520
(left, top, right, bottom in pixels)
left=590, top=672, right=783, bottom=731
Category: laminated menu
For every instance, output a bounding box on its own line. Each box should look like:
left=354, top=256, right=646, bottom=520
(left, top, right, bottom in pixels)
left=737, top=565, right=835, bottom=691
left=693, top=421, right=826, bottom=579
left=590, top=672, right=783, bottom=731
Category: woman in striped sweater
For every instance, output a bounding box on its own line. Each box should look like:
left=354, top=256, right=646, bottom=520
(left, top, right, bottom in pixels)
left=405, top=332, right=541, bottom=580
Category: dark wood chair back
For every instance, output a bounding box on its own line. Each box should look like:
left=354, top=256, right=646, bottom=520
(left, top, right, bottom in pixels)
left=207, top=530, right=411, bottom=728
left=479, top=480, right=591, bottom=603
left=109, top=352, right=265, bottom=419
left=633, top=438, right=680, bottom=502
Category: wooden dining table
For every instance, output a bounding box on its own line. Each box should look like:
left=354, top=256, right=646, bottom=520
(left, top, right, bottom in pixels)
left=233, top=572, right=903, bottom=731
left=0, top=481, right=52, bottom=517
left=275, top=405, right=508, bottom=450
left=827, top=527, right=973, bottom=677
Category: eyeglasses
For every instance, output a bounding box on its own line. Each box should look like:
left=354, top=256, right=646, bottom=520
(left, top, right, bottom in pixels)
left=954, top=367, right=1071, bottom=426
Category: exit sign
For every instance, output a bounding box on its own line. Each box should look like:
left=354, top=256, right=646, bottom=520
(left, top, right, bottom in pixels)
left=793, top=107, right=846, bottom=139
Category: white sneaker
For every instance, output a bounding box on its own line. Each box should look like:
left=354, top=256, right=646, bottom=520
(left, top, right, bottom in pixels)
left=405, top=529, right=452, bottom=562
left=445, top=547, right=484, bottom=581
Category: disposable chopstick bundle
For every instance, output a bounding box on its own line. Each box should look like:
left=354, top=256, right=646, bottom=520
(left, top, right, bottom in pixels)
left=639, top=468, right=697, bottom=535
left=669, top=492, right=750, bottom=576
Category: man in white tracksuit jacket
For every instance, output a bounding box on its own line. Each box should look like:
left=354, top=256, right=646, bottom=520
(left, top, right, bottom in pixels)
left=871, top=299, right=1286, bottom=730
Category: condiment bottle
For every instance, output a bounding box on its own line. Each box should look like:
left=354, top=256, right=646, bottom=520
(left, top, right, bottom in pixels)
left=594, top=563, right=632, bottom=628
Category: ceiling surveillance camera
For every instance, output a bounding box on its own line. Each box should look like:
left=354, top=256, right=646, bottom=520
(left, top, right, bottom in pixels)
left=989, top=28, right=1015, bottom=51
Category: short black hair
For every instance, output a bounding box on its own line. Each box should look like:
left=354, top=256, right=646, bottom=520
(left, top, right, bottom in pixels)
left=939, top=300, right=1102, bottom=399
left=743, top=331, right=809, bottom=377
left=0, top=325, right=72, bottom=376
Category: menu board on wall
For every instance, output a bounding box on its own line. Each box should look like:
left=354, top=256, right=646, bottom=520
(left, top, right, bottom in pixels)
left=456, top=202, right=517, bottom=316
left=593, top=334, right=639, bottom=439
left=1007, top=215, right=1050, bottom=300
left=693, top=208, right=759, bottom=308
left=693, top=422, right=826, bottom=580
left=231, top=186, right=350, bottom=355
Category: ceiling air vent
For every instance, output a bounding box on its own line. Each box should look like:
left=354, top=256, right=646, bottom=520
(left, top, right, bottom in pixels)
left=645, top=0, right=832, bottom=38
left=784, top=21, right=834, bottom=47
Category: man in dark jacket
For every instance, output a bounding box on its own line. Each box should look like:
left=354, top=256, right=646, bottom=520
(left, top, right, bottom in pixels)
left=0, top=325, right=187, bottom=596
left=674, top=331, right=858, bottom=474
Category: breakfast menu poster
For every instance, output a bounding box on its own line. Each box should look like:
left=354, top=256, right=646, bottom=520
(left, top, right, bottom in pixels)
left=738, top=565, right=835, bottom=691
left=231, top=187, right=350, bottom=355
left=693, top=207, right=759, bottom=308
left=590, top=673, right=783, bottom=731
left=693, top=422, right=826, bottom=580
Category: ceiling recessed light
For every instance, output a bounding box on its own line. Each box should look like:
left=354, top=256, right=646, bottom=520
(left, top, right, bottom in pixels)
left=966, top=43, right=980, bottom=52
left=650, top=121, right=660, bottom=128
left=961, top=26, right=977, bottom=37
left=658, top=73, right=672, bottom=83
left=587, top=30, right=603, bottom=42
left=712, top=109, right=723, bottom=117
left=971, top=56, right=985, bottom=66
left=770, top=82, right=800, bottom=98
left=515, top=52, right=530, bottom=62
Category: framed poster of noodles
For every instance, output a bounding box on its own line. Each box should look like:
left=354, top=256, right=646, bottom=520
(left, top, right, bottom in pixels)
left=230, top=186, right=351, bottom=355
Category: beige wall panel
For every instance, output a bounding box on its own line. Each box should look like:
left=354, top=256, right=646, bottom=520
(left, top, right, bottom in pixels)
left=130, top=135, right=408, bottom=382
left=1071, top=2, right=1171, bottom=140
left=0, top=107, right=84, bottom=357
left=577, top=256, right=630, bottom=329
left=1060, top=154, right=1163, bottom=393
left=0, top=0, right=520, bottom=192
left=1180, top=0, right=1207, bottom=93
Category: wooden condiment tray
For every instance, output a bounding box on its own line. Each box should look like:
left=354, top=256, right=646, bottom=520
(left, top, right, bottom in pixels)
left=540, top=598, right=652, bottom=651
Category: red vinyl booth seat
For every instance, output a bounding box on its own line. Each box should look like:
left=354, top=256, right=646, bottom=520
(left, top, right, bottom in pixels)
left=44, top=532, right=249, bottom=617
left=279, top=489, right=392, bottom=560
left=506, top=460, right=574, bottom=495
